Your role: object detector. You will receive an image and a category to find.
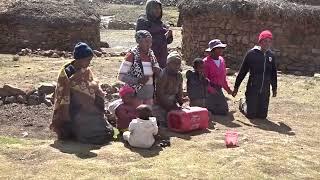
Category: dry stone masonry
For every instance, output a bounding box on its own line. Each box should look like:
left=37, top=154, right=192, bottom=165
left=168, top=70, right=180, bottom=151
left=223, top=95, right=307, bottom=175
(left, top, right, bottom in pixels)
left=178, top=0, right=320, bottom=75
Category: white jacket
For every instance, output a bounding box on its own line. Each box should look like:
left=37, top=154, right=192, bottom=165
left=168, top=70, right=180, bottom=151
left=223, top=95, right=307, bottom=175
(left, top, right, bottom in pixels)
left=124, top=117, right=158, bottom=148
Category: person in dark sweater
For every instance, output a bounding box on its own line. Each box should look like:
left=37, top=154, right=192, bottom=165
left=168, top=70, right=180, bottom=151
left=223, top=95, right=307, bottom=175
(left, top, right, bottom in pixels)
left=233, top=30, right=277, bottom=119
left=136, top=0, right=173, bottom=68
left=186, top=58, right=212, bottom=108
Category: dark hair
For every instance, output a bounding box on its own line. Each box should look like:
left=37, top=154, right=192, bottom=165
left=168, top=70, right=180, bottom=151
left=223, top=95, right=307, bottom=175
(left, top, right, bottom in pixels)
left=136, top=104, right=152, bottom=120
left=193, top=58, right=204, bottom=69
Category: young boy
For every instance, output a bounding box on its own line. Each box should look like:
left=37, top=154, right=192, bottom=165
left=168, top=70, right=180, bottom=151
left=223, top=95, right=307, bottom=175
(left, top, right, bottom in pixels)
left=123, top=104, right=158, bottom=148
left=186, top=58, right=211, bottom=108
left=154, top=51, right=184, bottom=127
left=108, top=86, right=141, bottom=133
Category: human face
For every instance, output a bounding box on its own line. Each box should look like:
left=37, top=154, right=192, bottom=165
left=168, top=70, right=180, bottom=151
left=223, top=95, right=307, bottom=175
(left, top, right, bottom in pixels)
left=211, top=47, right=225, bottom=57
left=167, top=60, right=181, bottom=73
left=74, top=56, right=92, bottom=69
left=122, top=92, right=136, bottom=105
left=151, top=3, right=162, bottom=18
left=260, top=38, right=272, bottom=51
left=195, top=63, right=205, bottom=74
left=139, top=37, right=152, bottom=53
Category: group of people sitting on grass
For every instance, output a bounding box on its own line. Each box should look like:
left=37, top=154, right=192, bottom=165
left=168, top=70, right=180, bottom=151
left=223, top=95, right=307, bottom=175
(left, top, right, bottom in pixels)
left=50, top=0, right=277, bottom=148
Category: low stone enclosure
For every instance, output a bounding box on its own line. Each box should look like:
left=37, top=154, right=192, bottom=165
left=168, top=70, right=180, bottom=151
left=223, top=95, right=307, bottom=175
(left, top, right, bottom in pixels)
left=0, top=0, right=101, bottom=53
left=178, top=0, right=320, bottom=75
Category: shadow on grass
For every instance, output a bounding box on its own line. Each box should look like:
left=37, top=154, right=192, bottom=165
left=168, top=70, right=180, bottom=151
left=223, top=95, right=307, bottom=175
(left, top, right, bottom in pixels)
left=214, top=111, right=242, bottom=128
left=50, top=140, right=105, bottom=159
left=249, top=118, right=295, bottom=136
left=124, top=142, right=164, bottom=158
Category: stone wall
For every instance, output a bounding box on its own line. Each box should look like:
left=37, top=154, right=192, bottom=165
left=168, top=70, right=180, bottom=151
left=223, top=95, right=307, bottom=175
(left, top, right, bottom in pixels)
left=99, top=0, right=178, bottom=6
left=181, top=14, right=320, bottom=75
left=288, top=0, right=320, bottom=5
left=0, top=22, right=100, bottom=53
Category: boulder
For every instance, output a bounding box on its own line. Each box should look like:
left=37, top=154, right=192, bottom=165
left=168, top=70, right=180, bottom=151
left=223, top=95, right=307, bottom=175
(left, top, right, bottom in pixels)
left=12, top=55, right=20, bottom=61
left=100, top=41, right=110, bottom=48
left=16, top=95, right=27, bottom=104
left=4, top=96, right=16, bottom=104
left=27, top=94, right=40, bottom=105
left=0, top=87, right=10, bottom=97
left=314, top=73, right=320, bottom=78
left=51, top=53, right=60, bottom=58
left=93, top=50, right=103, bottom=57
left=44, top=99, right=53, bottom=107
left=3, top=84, right=26, bottom=96
left=37, top=82, right=56, bottom=95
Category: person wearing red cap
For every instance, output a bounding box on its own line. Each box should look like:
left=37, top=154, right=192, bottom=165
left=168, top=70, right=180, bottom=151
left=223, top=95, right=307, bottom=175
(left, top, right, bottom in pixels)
left=233, top=30, right=277, bottom=119
left=108, top=86, right=142, bottom=133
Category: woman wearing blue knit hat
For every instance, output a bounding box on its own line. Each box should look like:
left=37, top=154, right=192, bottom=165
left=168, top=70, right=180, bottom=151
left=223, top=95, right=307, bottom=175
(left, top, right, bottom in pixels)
left=50, top=42, right=114, bottom=145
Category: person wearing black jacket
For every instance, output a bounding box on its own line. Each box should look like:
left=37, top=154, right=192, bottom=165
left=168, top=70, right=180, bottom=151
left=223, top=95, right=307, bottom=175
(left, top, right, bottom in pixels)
left=136, top=0, right=173, bottom=68
left=233, top=30, right=277, bottom=119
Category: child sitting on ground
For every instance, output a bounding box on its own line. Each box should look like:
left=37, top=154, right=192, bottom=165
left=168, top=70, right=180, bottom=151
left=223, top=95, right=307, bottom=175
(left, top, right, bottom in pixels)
left=123, top=104, right=158, bottom=148
left=154, top=51, right=185, bottom=127
left=186, top=58, right=213, bottom=108
left=108, top=85, right=141, bottom=134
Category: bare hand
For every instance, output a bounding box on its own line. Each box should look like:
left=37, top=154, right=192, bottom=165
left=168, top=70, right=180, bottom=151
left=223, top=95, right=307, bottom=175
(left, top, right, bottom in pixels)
left=153, top=67, right=161, bottom=77
left=272, top=90, right=277, bottom=97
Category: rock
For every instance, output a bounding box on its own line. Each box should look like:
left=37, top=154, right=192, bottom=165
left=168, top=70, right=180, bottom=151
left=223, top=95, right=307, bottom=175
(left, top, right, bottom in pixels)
left=108, top=20, right=136, bottom=30
left=311, top=49, right=320, bottom=54
left=27, top=95, right=40, bottom=105
left=3, top=84, right=26, bottom=96
left=46, top=93, right=55, bottom=103
left=314, top=73, right=320, bottom=78
left=0, top=87, right=10, bottom=97
left=12, top=55, right=20, bottom=61
left=44, top=99, right=53, bottom=107
left=101, top=83, right=118, bottom=94
left=25, top=48, right=32, bottom=54
left=226, top=68, right=237, bottom=76
left=51, top=53, right=60, bottom=58
left=19, top=49, right=28, bottom=56
left=4, top=96, right=16, bottom=104
left=43, top=50, right=53, bottom=57
left=112, top=83, right=123, bottom=90
left=16, top=95, right=27, bottom=104
left=100, top=41, right=110, bottom=48
left=22, top=132, right=29, bottom=138
left=37, top=82, right=56, bottom=95
left=111, top=93, right=120, bottom=99
left=93, top=50, right=103, bottom=57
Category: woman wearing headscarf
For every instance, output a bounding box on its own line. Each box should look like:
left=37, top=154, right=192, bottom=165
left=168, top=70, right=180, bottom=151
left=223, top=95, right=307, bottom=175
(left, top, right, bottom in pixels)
left=118, top=30, right=161, bottom=105
left=136, top=0, right=173, bottom=68
left=50, top=42, right=114, bottom=145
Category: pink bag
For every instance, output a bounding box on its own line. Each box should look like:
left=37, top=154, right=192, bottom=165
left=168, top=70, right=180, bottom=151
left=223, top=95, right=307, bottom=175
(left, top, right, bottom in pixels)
left=225, top=130, right=239, bottom=148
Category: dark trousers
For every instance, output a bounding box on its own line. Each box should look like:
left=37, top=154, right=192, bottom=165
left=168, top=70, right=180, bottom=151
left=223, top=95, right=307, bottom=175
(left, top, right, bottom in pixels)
left=206, top=88, right=229, bottom=115
left=241, top=90, right=270, bottom=119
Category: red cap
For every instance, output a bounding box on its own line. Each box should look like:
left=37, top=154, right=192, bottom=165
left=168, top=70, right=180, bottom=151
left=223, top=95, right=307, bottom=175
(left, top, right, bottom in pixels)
left=119, top=85, right=135, bottom=98
left=258, top=30, right=273, bottom=43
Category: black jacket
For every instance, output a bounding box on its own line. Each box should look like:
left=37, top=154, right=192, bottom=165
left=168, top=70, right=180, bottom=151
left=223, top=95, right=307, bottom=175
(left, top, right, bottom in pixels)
left=235, top=46, right=277, bottom=94
left=186, top=70, right=208, bottom=100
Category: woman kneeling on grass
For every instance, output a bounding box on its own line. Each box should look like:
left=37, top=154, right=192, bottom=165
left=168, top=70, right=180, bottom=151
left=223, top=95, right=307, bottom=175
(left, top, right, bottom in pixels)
left=50, top=42, right=114, bottom=145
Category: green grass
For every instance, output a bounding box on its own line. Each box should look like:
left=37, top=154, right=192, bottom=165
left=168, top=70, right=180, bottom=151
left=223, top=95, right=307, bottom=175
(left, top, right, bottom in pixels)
left=0, top=136, right=24, bottom=145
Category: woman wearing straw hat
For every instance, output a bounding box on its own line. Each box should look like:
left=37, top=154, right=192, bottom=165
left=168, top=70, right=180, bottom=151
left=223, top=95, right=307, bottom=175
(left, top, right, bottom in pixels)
left=203, top=39, right=234, bottom=115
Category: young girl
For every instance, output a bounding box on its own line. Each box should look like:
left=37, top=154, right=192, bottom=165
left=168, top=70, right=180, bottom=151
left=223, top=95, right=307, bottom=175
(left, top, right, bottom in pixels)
left=203, top=39, right=233, bottom=115
left=186, top=58, right=210, bottom=108
left=108, top=86, right=141, bottom=133
left=123, top=104, right=158, bottom=149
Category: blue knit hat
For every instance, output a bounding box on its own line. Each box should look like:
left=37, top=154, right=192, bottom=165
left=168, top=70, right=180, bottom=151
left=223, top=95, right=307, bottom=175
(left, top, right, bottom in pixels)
left=73, top=42, right=93, bottom=60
